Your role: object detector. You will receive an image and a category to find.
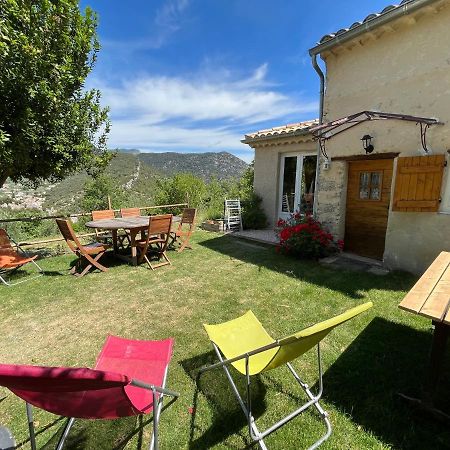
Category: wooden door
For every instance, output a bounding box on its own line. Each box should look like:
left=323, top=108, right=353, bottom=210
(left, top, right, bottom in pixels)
left=345, top=159, right=393, bottom=260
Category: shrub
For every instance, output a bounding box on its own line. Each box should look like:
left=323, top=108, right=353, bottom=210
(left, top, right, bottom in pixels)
left=241, top=193, right=267, bottom=230
left=153, top=173, right=207, bottom=214
left=1, top=208, right=59, bottom=242
left=276, top=213, right=343, bottom=259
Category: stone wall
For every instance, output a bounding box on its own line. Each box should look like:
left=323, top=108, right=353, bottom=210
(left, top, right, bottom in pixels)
left=316, top=160, right=347, bottom=237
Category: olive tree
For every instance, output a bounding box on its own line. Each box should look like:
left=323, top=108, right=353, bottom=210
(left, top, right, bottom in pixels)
left=0, top=0, right=111, bottom=188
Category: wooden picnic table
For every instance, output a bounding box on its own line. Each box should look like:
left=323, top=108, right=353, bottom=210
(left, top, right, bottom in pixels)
left=85, top=215, right=180, bottom=266
left=398, top=251, right=450, bottom=421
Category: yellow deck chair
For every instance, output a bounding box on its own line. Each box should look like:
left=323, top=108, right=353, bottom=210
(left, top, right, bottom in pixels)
left=200, top=302, right=373, bottom=450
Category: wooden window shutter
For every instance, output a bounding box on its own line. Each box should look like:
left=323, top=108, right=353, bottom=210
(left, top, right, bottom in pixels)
left=392, top=155, right=446, bottom=212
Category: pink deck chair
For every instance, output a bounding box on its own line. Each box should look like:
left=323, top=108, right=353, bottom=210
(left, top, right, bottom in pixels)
left=0, top=335, right=178, bottom=450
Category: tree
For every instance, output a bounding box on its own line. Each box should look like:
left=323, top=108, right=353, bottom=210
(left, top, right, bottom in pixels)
left=154, top=173, right=208, bottom=212
left=81, top=174, right=128, bottom=212
left=0, top=0, right=111, bottom=188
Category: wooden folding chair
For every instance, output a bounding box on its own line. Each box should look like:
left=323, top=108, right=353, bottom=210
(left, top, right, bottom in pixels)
left=137, top=214, right=172, bottom=270
left=0, top=229, right=43, bottom=287
left=56, top=219, right=110, bottom=277
left=120, top=207, right=141, bottom=218
left=92, top=210, right=129, bottom=248
left=170, top=208, right=197, bottom=253
left=91, top=209, right=115, bottom=244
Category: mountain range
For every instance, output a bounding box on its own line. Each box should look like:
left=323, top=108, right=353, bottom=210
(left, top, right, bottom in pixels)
left=124, top=150, right=248, bottom=181
left=0, top=151, right=248, bottom=213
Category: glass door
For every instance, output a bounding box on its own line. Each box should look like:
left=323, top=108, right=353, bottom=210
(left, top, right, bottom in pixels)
left=278, top=154, right=317, bottom=220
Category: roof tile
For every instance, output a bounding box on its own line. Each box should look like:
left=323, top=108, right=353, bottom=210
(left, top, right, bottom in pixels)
left=317, top=0, right=415, bottom=45
left=243, top=119, right=318, bottom=142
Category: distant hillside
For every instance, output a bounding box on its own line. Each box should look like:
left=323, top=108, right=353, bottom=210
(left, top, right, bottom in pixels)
left=0, top=150, right=248, bottom=213
left=43, top=153, right=161, bottom=212
left=130, top=151, right=248, bottom=181
left=0, top=153, right=160, bottom=213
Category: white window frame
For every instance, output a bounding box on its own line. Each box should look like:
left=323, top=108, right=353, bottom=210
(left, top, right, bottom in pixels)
left=278, top=152, right=316, bottom=220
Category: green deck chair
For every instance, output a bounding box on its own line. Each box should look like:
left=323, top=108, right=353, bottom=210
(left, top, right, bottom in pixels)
left=199, top=302, right=373, bottom=450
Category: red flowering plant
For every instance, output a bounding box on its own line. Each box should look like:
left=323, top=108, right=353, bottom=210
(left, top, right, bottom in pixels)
left=276, top=213, right=344, bottom=259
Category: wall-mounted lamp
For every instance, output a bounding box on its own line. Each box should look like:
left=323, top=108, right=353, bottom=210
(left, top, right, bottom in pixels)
left=361, top=134, right=374, bottom=154
left=322, top=158, right=330, bottom=171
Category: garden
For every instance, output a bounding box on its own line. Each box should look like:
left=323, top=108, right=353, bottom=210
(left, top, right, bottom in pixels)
left=1, top=231, right=449, bottom=449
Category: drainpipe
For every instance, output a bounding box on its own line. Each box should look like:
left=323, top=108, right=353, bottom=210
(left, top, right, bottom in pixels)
left=311, top=53, right=325, bottom=218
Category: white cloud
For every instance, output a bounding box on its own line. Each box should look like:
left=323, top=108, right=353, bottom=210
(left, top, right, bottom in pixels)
left=94, top=63, right=318, bottom=159
left=99, top=64, right=316, bottom=124
left=110, top=119, right=245, bottom=151
left=101, top=0, right=190, bottom=52
left=155, top=0, right=189, bottom=30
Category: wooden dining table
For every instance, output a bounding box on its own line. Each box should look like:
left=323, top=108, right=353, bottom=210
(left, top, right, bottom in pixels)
left=85, top=216, right=180, bottom=266
left=398, top=251, right=450, bottom=421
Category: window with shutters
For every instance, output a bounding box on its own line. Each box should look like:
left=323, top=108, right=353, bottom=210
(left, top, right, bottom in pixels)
left=392, top=155, right=446, bottom=212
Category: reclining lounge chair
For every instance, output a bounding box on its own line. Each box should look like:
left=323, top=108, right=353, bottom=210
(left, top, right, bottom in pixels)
left=0, top=335, right=178, bottom=450
left=199, top=302, right=373, bottom=450
left=0, top=229, right=43, bottom=286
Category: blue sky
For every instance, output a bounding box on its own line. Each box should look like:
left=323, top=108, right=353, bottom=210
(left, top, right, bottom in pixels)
left=82, top=0, right=393, bottom=162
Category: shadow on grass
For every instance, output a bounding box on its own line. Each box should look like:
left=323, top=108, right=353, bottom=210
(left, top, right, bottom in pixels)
left=181, top=351, right=267, bottom=449
left=36, top=396, right=178, bottom=450
left=66, top=250, right=129, bottom=271
left=41, top=416, right=144, bottom=450
left=199, top=235, right=416, bottom=299
left=321, top=317, right=450, bottom=449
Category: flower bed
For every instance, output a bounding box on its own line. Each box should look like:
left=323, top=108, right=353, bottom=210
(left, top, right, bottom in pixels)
left=276, top=213, right=343, bottom=259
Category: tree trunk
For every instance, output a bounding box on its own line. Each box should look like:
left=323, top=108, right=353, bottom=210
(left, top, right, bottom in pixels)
left=0, top=170, right=9, bottom=188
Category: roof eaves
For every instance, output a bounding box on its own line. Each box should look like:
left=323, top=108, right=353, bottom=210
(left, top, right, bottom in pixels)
left=309, top=0, right=441, bottom=56
left=241, top=127, right=315, bottom=145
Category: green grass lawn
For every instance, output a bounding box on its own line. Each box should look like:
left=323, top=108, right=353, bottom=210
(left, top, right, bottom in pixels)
left=1, top=231, right=449, bottom=449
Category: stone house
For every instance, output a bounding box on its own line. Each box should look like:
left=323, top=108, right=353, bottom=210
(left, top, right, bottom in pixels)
left=243, top=0, right=450, bottom=274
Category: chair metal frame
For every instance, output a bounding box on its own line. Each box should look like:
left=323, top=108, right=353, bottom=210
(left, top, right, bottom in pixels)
left=0, top=229, right=43, bottom=287
left=24, top=365, right=179, bottom=450
left=199, top=340, right=331, bottom=450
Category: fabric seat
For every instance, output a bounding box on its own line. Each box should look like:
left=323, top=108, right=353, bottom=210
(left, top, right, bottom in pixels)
left=204, top=311, right=277, bottom=375
left=0, top=253, right=38, bottom=269
left=95, top=336, right=174, bottom=415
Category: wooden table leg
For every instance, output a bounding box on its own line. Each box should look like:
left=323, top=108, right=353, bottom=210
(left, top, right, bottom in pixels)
left=399, top=320, right=450, bottom=421
left=130, top=229, right=138, bottom=266
left=423, top=321, right=450, bottom=405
